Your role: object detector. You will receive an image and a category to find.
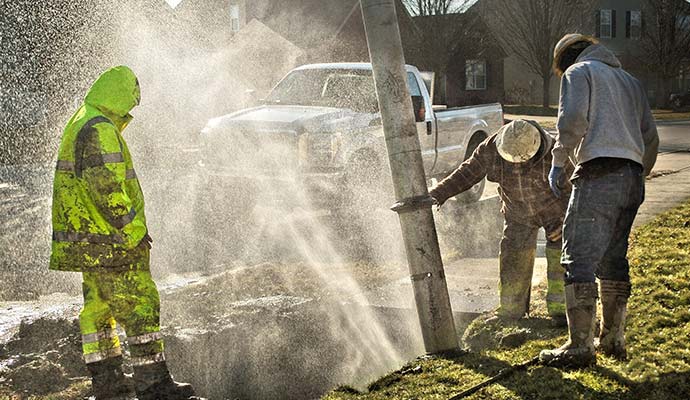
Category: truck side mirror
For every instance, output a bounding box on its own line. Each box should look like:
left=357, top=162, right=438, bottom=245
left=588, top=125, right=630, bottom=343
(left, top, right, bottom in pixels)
left=411, top=95, right=425, bottom=122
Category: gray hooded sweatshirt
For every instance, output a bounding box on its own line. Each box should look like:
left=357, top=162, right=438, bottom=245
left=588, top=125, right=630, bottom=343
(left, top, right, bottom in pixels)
left=552, top=44, right=659, bottom=175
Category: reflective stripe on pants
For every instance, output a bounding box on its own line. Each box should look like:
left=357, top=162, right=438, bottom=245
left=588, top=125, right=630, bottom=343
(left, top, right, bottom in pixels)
left=80, top=259, right=163, bottom=364
left=81, top=319, right=122, bottom=364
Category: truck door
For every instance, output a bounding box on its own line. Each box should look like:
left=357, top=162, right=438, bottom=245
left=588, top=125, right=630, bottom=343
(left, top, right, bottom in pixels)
left=407, top=72, right=436, bottom=173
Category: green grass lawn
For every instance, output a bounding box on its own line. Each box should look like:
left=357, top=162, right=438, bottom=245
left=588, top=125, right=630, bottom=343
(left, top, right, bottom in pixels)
left=323, top=201, right=690, bottom=400
left=652, top=109, right=690, bottom=121
left=503, top=106, right=690, bottom=123
left=502, top=105, right=558, bottom=117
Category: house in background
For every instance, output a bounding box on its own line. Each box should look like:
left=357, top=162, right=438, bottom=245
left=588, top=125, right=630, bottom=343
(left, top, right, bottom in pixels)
left=406, top=8, right=507, bottom=107
left=492, top=0, right=690, bottom=106
left=170, top=0, right=512, bottom=106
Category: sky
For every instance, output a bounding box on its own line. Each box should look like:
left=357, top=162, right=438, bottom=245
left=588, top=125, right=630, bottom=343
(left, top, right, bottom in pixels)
left=164, top=0, right=183, bottom=8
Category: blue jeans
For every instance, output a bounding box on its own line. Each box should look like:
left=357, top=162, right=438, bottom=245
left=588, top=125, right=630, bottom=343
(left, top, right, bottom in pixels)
left=561, top=162, right=645, bottom=284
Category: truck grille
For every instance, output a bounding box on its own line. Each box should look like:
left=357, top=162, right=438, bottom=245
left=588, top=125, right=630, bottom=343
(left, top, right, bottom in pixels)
left=203, top=129, right=299, bottom=176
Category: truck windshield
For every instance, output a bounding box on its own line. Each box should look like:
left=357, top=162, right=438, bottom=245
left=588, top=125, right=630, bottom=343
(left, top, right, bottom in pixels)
left=266, top=69, right=380, bottom=113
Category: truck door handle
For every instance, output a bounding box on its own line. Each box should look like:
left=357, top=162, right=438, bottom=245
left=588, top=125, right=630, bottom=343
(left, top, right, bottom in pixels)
left=426, top=121, right=433, bottom=136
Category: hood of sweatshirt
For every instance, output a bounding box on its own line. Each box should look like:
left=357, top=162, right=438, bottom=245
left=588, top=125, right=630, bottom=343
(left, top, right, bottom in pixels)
left=575, top=44, right=622, bottom=68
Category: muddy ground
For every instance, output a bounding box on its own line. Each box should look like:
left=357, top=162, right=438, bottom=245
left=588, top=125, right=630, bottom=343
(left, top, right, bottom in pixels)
left=1, top=261, right=481, bottom=399
left=0, top=166, right=503, bottom=399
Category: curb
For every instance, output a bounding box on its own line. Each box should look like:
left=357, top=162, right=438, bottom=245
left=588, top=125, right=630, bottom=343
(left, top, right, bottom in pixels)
left=654, top=119, right=690, bottom=125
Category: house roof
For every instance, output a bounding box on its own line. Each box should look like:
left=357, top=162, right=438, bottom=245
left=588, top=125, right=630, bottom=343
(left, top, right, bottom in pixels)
left=246, top=0, right=361, bottom=49
left=223, top=19, right=304, bottom=89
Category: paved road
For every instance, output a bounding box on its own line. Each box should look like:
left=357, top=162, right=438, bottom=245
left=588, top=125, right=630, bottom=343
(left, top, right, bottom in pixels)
left=646, top=121, right=690, bottom=174
left=658, top=120, right=690, bottom=152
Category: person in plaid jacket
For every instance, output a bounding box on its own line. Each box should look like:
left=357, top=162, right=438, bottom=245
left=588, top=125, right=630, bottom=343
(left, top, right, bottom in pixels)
left=430, top=119, right=572, bottom=325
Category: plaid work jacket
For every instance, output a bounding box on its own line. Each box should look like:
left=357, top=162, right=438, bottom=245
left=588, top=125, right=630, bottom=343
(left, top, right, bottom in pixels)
left=430, top=123, right=572, bottom=226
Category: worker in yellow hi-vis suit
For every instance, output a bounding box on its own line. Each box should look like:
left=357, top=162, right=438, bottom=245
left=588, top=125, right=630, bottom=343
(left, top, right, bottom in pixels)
left=50, top=66, right=196, bottom=400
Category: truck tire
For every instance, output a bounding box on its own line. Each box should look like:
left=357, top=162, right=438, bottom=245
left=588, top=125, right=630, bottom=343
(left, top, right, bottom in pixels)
left=672, top=97, right=684, bottom=112
left=454, top=133, right=487, bottom=204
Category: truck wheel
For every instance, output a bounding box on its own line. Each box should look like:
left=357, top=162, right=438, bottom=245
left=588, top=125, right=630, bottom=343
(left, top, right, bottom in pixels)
left=672, top=98, right=684, bottom=112
left=454, top=134, right=487, bottom=204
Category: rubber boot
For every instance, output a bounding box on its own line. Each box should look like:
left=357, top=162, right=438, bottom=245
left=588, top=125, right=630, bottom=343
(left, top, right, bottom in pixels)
left=87, top=356, right=132, bottom=400
left=545, top=247, right=567, bottom=327
left=133, top=361, right=196, bottom=400
left=597, top=280, right=631, bottom=359
left=539, top=282, right=598, bottom=367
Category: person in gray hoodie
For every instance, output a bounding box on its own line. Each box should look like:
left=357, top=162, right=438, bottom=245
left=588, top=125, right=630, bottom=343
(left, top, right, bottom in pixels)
left=539, top=34, right=659, bottom=367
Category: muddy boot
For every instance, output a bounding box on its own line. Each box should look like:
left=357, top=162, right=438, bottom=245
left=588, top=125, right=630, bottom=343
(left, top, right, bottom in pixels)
left=134, top=361, right=196, bottom=400
left=545, top=248, right=567, bottom=327
left=87, top=356, right=132, bottom=399
left=539, top=282, right=598, bottom=368
left=597, top=280, right=631, bottom=359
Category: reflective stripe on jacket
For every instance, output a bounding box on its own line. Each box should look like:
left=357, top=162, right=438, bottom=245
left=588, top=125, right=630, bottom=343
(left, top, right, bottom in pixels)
left=50, top=66, right=147, bottom=271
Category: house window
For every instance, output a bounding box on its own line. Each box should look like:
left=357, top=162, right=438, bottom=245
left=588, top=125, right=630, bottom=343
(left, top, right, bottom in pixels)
left=627, top=10, right=642, bottom=39
left=465, top=60, right=487, bottom=91
left=230, top=4, right=240, bottom=33
left=598, top=9, right=615, bottom=38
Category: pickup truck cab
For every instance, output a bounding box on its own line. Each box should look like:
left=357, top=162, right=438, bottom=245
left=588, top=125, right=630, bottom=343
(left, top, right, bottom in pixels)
left=198, top=63, right=503, bottom=209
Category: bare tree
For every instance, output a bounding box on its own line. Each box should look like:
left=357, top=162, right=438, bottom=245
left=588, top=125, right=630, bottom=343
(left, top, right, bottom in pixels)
left=485, top=0, right=596, bottom=108
left=403, top=0, right=465, bottom=16
left=639, top=0, right=690, bottom=108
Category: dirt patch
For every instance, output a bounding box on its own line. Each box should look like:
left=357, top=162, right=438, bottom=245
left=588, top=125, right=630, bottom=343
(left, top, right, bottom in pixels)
left=0, top=315, right=87, bottom=397
left=160, top=262, right=423, bottom=400
left=6, top=359, right=71, bottom=395
left=0, top=262, right=423, bottom=399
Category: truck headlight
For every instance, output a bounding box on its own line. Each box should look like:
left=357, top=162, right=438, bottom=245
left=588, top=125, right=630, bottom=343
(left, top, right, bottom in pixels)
left=299, top=132, right=342, bottom=168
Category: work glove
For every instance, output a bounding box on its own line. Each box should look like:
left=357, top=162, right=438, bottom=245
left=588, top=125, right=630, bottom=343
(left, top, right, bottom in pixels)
left=430, top=195, right=442, bottom=211
left=548, top=166, right=566, bottom=199
left=428, top=191, right=446, bottom=210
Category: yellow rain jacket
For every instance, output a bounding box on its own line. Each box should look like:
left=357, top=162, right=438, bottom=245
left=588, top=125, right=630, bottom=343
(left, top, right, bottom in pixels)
left=50, top=66, right=148, bottom=271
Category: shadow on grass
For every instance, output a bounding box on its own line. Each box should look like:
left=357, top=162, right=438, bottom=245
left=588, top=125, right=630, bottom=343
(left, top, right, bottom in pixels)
left=593, top=367, right=690, bottom=400
left=439, top=351, right=690, bottom=400
left=441, top=351, right=623, bottom=400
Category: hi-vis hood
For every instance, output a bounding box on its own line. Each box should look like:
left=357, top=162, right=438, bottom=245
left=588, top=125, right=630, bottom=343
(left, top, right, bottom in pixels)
left=84, top=66, right=140, bottom=121
left=575, top=44, right=622, bottom=69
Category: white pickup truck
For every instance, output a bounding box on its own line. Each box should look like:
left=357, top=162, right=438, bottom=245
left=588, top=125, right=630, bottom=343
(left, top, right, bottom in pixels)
left=197, top=63, right=503, bottom=211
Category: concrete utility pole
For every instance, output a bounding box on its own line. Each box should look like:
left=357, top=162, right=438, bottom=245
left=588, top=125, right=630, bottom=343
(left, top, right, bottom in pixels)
left=360, top=0, right=459, bottom=353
